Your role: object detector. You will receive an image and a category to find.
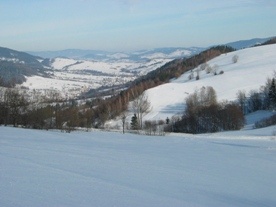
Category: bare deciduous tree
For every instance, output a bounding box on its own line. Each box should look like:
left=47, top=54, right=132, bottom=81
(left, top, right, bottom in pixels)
left=212, top=64, right=219, bottom=75
left=205, top=65, right=212, bottom=74
left=236, top=90, right=247, bottom=114
left=188, top=70, right=194, bottom=80
left=200, top=63, right=208, bottom=71
left=4, top=88, right=28, bottom=126
left=132, top=92, right=151, bottom=129
left=196, top=68, right=200, bottom=80
left=120, top=112, right=127, bottom=134
left=232, top=55, right=239, bottom=63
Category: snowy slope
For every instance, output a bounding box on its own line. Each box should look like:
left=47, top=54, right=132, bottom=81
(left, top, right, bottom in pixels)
left=0, top=126, right=275, bottom=207
left=142, top=44, right=276, bottom=121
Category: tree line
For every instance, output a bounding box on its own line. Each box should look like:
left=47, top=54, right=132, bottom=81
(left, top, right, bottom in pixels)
left=236, top=73, right=276, bottom=114
left=165, top=72, right=276, bottom=134
left=166, top=86, right=245, bottom=134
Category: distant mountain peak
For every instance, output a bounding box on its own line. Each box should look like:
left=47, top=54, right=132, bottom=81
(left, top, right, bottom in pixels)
left=225, top=37, right=272, bottom=49
left=28, top=47, right=205, bottom=60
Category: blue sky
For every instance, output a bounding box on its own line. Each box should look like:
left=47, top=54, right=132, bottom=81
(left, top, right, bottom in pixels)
left=1, top=0, right=275, bottom=51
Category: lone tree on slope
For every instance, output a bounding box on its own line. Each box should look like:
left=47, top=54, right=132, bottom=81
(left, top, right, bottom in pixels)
left=132, top=92, right=151, bottom=129
left=130, top=113, right=139, bottom=130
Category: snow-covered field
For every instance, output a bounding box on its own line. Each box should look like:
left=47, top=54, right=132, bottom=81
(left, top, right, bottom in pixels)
left=143, top=44, right=276, bottom=120
left=0, top=124, right=276, bottom=207
left=21, top=57, right=172, bottom=98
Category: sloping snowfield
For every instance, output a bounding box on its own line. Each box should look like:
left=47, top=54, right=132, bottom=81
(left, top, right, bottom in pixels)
left=144, top=44, right=276, bottom=120
left=1, top=126, right=276, bottom=207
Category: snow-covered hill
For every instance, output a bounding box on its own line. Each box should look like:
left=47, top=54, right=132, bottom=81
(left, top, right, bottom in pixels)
left=139, top=44, right=276, bottom=121
left=1, top=126, right=275, bottom=207
left=0, top=47, right=47, bottom=86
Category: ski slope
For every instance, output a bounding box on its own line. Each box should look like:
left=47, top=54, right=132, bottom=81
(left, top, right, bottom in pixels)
left=143, top=44, right=276, bottom=120
left=0, top=126, right=276, bottom=207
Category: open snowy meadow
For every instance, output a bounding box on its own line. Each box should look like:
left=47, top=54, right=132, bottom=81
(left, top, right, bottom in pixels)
left=1, top=124, right=275, bottom=207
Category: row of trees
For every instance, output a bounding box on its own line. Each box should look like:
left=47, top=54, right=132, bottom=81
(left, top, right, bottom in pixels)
left=236, top=75, right=276, bottom=114
left=167, top=87, right=245, bottom=134
left=0, top=88, right=84, bottom=131
left=1, top=73, right=274, bottom=134
left=166, top=71, right=276, bottom=134
left=8, top=72, right=274, bottom=134
left=188, top=54, right=239, bottom=81
left=0, top=86, right=152, bottom=133
left=0, top=88, right=28, bottom=126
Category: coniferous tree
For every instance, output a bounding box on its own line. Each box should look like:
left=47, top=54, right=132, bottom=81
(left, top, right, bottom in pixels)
left=268, top=78, right=276, bottom=109
left=166, top=117, right=170, bottom=124
left=130, top=114, right=139, bottom=130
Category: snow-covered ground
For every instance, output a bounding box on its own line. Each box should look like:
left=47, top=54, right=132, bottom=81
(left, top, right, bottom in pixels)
left=142, top=44, right=276, bottom=121
left=21, top=57, right=172, bottom=98
left=0, top=124, right=275, bottom=207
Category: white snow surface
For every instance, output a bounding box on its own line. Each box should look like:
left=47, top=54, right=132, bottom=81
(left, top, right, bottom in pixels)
left=0, top=126, right=276, bottom=207
left=142, top=49, right=192, bottom=59
left=143, top=44, right=276, bottom=121
left=50, top=57, right=171, bottom=75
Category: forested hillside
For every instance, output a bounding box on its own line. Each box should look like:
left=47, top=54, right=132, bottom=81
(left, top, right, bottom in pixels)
left=0, top=47, right=47, bottom=87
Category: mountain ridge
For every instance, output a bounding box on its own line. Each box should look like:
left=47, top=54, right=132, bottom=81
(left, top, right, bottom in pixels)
left=27, top=47, right=205, bottom=61
left=27, top=37, right=272, bottom=60
left=225, top=37, right=273, bottom=49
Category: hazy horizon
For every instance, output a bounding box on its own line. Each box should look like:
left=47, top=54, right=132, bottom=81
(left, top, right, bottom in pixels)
left=1, top=0, right=276, bottom=52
